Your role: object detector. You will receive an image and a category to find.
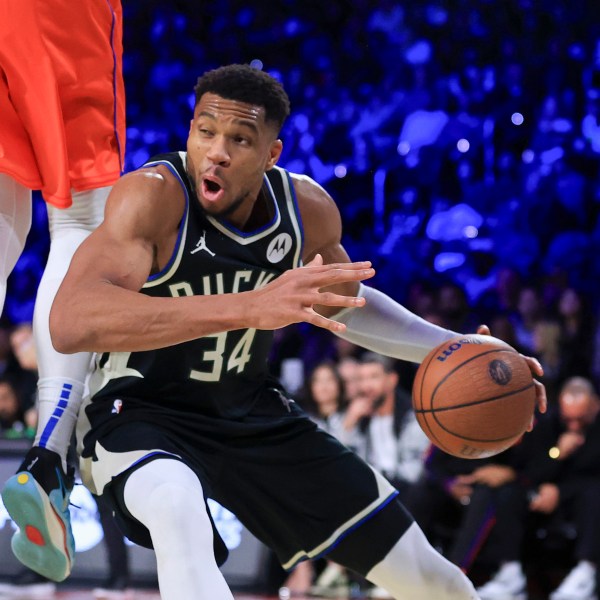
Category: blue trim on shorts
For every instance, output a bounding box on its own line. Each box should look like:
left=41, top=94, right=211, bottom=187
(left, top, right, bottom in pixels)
left=286, top=489, right=400, bottom=570
left=127, top=451, right=180, bottom=471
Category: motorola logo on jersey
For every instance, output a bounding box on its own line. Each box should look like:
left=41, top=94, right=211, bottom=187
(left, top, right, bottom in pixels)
left=266, top=233, right=293, bottom=263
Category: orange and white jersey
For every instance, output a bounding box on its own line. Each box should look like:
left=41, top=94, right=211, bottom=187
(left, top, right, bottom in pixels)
left=0, top=0, right=125, bottom=208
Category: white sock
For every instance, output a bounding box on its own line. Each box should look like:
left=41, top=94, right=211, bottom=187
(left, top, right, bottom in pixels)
left=0, top=174, right=31, bottom=315
left=34, top=377, right=85, bottom=468
left=366, top=522, right=479, bottom=600
left=123, top=458, right=234, bottom=600
left=32, top=187, right=109, bottom=467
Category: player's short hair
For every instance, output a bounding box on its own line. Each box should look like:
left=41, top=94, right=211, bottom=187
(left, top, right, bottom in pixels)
left=194, top=64, right=291, bottom=133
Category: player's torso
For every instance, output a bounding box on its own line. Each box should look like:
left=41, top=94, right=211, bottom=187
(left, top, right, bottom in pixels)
left=88, top=151, right=304, bottom=420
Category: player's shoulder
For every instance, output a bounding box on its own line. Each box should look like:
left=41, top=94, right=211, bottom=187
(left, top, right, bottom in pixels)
left=289, top=172, right=329, bottom=201
left=111, top=157, right=186, bottom=206
left=288, top=172, right=340, bottom=222
left=118, top=162, right=182, bottom=195
left=287, top=171, right=342, bottom=253
left=104, top=163, right=185, bottom=238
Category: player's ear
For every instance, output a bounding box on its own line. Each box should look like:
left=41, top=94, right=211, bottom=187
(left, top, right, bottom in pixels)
left=266, top=139, right=283, bottom=170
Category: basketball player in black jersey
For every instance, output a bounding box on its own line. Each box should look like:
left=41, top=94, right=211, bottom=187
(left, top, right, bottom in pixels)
left=49, top=64, right=546, bottom=599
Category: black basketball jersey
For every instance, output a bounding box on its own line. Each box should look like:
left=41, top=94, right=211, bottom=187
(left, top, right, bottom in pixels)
left=88, top=151, right=304, bottom=419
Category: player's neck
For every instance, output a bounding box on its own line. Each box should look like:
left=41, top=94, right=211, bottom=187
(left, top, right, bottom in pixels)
left=238, top=184, right=274, bottom=232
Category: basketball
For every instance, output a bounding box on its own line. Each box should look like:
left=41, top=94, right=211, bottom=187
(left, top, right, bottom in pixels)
left=412, top=334, right=536, bottom=459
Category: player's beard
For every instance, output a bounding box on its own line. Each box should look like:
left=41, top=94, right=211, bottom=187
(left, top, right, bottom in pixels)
left=209, top=192, right=247, bottom=218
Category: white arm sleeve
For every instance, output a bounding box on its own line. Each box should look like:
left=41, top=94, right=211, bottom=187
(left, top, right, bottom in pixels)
left=333, top=283, right=459, bottom=363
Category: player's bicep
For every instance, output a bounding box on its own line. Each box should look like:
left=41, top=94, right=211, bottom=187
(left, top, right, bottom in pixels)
left=64, top=223, right=153, bottom=294
left=59, top=171, right=170, bottom=296
left=293, top=174, right=362, bottom=315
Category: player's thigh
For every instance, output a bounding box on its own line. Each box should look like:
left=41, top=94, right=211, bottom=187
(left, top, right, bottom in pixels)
left=214, top=422, right=404, bottom=569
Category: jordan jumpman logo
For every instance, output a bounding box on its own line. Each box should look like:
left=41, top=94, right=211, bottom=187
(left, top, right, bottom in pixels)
left=191, top=231, right=215, bottom=256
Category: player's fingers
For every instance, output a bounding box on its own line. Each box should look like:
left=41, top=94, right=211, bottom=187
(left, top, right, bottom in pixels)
left=533, top=379, right=547, bottom=414
left=522, top=354, right=544, bottom=376
left=316, top=291, right=367, bottom=308
left=312, top=266, right=375, bottom=287
left=476, top=324, right=491, bottom=336
left=302, top=308, right=347, bottom=333
left=527, top=413, right=535, bottom=432
left=304, top=253, right=324, bottom=267
left=302, top=259, right=373, bottom=271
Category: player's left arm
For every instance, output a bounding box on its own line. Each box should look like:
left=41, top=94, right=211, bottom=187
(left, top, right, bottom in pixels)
left=293, top=173, right=546, bottom=414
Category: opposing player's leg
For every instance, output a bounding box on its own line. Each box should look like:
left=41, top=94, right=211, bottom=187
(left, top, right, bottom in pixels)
left=122, top=458, right=234, bottom=600
left=328, top=498, right=480, bottom=599
left=2, top=188, right=109, bottom=581
left=33, top=187, right=109, bottom=464
left=0, top=173, right=31, bottom=315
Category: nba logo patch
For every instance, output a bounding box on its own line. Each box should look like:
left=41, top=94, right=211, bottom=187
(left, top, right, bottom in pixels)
left=111, top=399, right=123, bottom=414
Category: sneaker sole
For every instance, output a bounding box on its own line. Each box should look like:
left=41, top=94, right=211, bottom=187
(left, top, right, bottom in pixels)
left=2, top=472, right=73, bottom=582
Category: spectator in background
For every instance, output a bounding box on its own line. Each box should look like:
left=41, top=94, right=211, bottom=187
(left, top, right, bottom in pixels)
left=0, top=323, right=12, bottom=378
left=351, top=352, right=429, bottom=495
left=477, top=267, right=522, bottom=323
left=405, top=443, right=527, bottom=592
left=337, top=355, right=362, bottom=404
left=512, top=286, right=545, bottom=356
left=0, top=376, right=30, bottom=437
left=300, top=361, right=347, bottom=436
left=7, top=323, right=41, bottom=431
left=593, top=315, right=600, bottom=391
left=529, top=377, right=600, bottom=600
left=475, top=377, right=600, bottom=600
left=556, top=288, right=594, bottom=384
left=532, top=320, right=563, bottom=405
left=436, top=282, right=480, bottom=334
left=0, top=321, right=36, bottom=413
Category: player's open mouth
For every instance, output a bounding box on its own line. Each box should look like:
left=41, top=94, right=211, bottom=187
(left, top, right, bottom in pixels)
left=202, top=178, right=225, bottom=202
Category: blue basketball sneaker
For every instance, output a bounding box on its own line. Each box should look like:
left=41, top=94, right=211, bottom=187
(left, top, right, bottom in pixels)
left=1, top=447, right=75, bottom=582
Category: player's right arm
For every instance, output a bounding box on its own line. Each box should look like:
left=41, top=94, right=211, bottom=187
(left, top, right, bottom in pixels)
left=50, top=169, right=374, bottom=354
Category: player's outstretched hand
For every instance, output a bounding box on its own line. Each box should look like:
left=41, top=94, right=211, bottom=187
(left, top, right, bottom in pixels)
left=476, top=324, right=547, bottom=424
left=249, top=254, right=374, bottom=332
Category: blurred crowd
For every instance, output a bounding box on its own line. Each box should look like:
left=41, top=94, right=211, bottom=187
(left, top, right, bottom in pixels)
left=278, top=352, right=600, bottom=600
left=2, top=1, right=600, bottom=598
left=5, top=1, right=600, bottom=325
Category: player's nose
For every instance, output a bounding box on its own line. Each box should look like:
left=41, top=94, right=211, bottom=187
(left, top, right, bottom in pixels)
left=206, top=136, right=230, bottom=166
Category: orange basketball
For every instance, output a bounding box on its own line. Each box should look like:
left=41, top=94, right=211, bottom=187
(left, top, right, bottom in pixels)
left=412, top=334, right=536, bottom=459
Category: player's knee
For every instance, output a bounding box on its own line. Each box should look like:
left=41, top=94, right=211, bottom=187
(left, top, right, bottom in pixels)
left=124, top=459, right=208, bottom=532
